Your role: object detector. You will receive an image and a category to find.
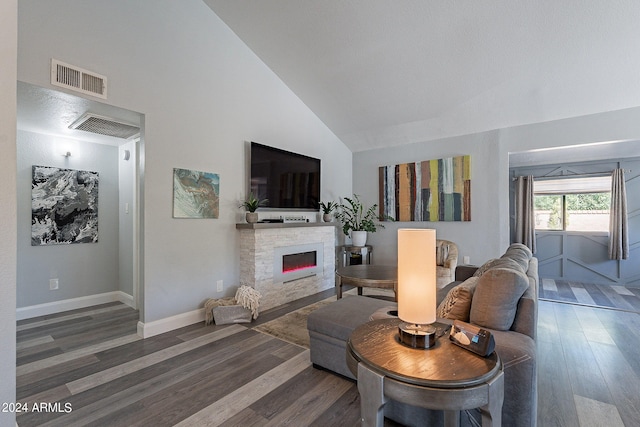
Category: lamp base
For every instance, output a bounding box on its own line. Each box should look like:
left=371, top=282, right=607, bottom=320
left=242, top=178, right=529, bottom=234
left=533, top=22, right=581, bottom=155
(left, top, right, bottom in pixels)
left=398, top=322, right=436, bottom=349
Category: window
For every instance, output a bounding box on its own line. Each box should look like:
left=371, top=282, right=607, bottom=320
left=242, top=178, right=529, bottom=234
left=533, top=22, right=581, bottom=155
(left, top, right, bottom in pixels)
left=533, top=176, right=611, bottom=232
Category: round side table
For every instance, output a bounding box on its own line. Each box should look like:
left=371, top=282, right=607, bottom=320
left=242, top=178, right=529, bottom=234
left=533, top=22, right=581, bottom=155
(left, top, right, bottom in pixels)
left=346, top=318, right=504, bottom=427
left=340, top=245, right=373, bottom=266
left=335, top=264, right=397, bottom=300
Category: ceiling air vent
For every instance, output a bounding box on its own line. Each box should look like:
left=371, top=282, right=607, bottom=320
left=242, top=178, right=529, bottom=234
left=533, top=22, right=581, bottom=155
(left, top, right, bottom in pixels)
left=51, top=59, right=107, bottom=99
left=69, top=113, right=140, bottom=139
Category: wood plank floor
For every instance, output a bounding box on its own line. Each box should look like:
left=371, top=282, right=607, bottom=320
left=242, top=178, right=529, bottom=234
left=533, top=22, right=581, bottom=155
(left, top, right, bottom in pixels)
left=539, top=278, right=640, bottom=313
left=16, top=287, right=640, bottom=426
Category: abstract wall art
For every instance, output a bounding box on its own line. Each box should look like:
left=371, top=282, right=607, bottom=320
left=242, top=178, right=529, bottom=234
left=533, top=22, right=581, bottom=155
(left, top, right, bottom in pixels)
left=32, top=165, right=100, bottom=245
left=173, top=168, right=220, bottom=218
left=379, top=155, right=471, bottom=222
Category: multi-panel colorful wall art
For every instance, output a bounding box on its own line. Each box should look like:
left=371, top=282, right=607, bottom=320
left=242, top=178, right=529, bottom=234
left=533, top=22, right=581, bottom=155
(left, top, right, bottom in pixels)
left=379, top=155, right=471, bottom=222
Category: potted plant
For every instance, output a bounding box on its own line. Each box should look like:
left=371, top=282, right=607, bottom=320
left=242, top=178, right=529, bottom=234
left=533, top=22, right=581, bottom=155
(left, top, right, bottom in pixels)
left=319, top=201, right=337, bottom=222
left=239, top=192, right=268, bottom=223
left=334, top=194, right=389, bottom=246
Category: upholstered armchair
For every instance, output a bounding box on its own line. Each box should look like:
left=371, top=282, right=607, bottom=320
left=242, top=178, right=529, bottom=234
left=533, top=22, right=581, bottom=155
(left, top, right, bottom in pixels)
left=436, top=239, right=458, bottom=288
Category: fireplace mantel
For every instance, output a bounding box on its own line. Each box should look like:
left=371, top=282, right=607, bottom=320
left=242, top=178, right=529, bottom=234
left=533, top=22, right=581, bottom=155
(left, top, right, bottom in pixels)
left=236, top=222, right=337, bottom=230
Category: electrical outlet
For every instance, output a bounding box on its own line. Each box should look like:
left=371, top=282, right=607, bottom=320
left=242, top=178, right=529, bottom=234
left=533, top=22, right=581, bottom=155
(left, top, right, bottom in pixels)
left=50, top=278, right=59, bottom=290
left=463, top=256, right=471, bottom=265
left=216, top=280, right=223, bottom=292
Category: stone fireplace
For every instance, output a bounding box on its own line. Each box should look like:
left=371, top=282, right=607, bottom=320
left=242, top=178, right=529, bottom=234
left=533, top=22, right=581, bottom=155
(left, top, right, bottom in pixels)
left=237, top=223, right=336, bottom=310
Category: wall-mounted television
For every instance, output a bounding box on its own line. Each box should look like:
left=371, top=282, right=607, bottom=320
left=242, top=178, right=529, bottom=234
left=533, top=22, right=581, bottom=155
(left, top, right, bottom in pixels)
left=250, top=142, right=320, bottom=211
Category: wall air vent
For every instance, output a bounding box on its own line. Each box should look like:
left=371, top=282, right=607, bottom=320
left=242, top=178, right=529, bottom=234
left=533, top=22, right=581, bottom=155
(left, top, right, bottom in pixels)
left=51, top=59, right=107, bottom=99
left=69, top=113, right=140, bottom=139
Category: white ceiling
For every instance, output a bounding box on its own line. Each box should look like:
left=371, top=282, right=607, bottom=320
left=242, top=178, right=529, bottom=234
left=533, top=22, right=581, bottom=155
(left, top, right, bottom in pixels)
left=17, top=82, right=141, bottom=146
left=204, top=0, right=640, bottom=152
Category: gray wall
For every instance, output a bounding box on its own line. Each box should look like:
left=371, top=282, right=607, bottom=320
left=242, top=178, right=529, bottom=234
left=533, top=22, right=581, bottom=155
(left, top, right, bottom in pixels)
left=18, top=0, right=352, bottom=323
left=354, top=108, right=640, bottom=269
left=353, top=130, right=508, bottom=266
left=16, top=130, right=120, bottom=307
left=511, top=158, right=640, bottom=286
left=0, top=0, right=17, bottom=423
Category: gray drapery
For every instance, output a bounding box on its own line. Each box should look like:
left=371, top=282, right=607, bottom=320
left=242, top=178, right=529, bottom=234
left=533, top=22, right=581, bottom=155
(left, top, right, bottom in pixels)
left=515, top=175, right=536, bottom=254
left=608, top=168, right=629, bottom=260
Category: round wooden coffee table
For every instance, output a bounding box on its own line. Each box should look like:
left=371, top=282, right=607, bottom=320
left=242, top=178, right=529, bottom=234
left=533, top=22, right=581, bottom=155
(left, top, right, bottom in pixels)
left=335, top=264, right=397, bottom=300
left=346, top=318, right=504, bottom=427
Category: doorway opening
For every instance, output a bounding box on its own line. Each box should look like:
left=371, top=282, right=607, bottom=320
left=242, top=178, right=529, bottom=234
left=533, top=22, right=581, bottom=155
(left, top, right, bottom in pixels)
left=16, top=81, right=144, bottom=321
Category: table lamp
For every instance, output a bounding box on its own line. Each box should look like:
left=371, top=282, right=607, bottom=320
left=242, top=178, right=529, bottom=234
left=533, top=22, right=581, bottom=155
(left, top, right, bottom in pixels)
left=397, top=228, right=437, bottom=349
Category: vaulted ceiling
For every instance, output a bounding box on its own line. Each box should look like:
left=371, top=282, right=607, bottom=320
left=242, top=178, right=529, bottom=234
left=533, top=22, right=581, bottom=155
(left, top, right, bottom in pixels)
left=204, top=1, right=640, bottom=152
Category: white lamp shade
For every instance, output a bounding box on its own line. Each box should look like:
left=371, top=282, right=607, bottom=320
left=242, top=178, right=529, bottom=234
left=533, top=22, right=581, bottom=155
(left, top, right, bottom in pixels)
left=397, top=228, right=436, bottom=325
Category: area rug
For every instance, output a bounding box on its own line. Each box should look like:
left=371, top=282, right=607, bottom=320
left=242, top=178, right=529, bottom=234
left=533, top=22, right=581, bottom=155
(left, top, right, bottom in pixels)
left=253, top=296, right=337, bottom=348
left=253, top=288, right=395, bottom=348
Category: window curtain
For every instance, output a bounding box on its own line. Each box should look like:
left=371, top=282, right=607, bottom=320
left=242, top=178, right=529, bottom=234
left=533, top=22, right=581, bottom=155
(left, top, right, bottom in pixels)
left=608, top=168, right=629, bottom=260
left=515, top=175, right=536, bottom=254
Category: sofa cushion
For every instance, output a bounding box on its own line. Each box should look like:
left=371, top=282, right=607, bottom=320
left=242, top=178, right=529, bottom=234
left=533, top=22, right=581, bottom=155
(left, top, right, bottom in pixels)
left=436, top=277, right=478, bottom=321
left=470, top=267, right=529, bottom=330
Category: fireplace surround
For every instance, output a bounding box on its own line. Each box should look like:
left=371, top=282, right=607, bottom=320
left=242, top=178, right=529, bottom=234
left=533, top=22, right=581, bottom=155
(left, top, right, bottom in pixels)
left=237, top=222, right=336, bottom=310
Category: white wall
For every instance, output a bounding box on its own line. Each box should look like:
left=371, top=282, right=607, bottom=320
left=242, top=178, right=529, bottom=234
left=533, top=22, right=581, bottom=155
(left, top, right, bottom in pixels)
left=16, top=131, right=120, bottom=308
left=0, top=0, right=17, bottom=423
left=18, top=0, right=352, bottom=323
left=354, top=107, right=640, bottom=267
left=501, top=105, right=640, bottom=154
left=119, top=140, right=136, bottom=298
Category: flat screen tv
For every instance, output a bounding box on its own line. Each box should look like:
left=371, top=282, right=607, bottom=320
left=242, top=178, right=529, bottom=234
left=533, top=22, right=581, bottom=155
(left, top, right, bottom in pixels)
left=250, top=142, right=320, bottom=210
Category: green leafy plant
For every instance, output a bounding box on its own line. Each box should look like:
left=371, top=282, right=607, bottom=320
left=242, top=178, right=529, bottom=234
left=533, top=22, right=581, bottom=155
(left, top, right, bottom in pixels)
left=334, top=194, right=391, bottom=235
left=239, top=192, right=268, bottom=213
left=319, top=201, right=337, bottom=214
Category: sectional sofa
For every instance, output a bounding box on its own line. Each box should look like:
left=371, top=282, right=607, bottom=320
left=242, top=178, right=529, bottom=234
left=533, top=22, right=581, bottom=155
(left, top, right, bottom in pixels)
left=307, top=243, right=538, bottom=427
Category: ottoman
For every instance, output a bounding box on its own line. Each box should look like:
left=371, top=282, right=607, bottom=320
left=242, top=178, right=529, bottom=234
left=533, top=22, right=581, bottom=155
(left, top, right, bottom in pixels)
left=307, top=295, right=396, bottom=379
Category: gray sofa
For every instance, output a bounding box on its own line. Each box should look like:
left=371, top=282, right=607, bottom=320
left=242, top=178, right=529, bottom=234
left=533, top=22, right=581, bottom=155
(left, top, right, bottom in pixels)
left=307, top=243, right=538, bottom=427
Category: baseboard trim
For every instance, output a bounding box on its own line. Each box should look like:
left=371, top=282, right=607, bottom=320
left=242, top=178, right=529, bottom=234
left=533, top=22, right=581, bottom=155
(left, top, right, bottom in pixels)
left=117, top=291, right=135, bottom=308
left=16, top=291, right=135, bottom=321
left=137, top=308, right=205, bottom=338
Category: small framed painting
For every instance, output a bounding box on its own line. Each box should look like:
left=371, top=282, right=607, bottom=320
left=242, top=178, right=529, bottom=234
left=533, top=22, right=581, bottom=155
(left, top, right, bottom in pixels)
left=173, top=168, right=220, bottom=218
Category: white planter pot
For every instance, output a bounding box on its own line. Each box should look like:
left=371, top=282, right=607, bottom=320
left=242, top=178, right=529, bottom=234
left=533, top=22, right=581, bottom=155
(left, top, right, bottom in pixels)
left=351, top=230, right=368, bottom=247
left=322, top=213, right=333, bottom=222
left=246, top=212, right=258, bottom=223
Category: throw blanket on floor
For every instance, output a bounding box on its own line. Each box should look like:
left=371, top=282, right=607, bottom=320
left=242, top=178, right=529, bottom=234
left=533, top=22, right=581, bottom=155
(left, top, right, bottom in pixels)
left=204, top=285, right=262, bottom=325
left=235, top=285, right=262, bottom=320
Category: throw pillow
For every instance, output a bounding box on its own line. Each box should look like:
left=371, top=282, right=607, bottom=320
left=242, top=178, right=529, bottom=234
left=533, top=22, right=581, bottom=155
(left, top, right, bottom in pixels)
left=473, top=258, right=498, bottom=277
left=503, top=245, right=532, bottom=271
left=491, top=257, right=527, bottom=274
left=502, top=251, right=530, bottom=272
left=470, top=267, right=529, bottom=331
left=436, top=277, right=478, bottom=321
left=506, top=243, right=532, bottom=258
